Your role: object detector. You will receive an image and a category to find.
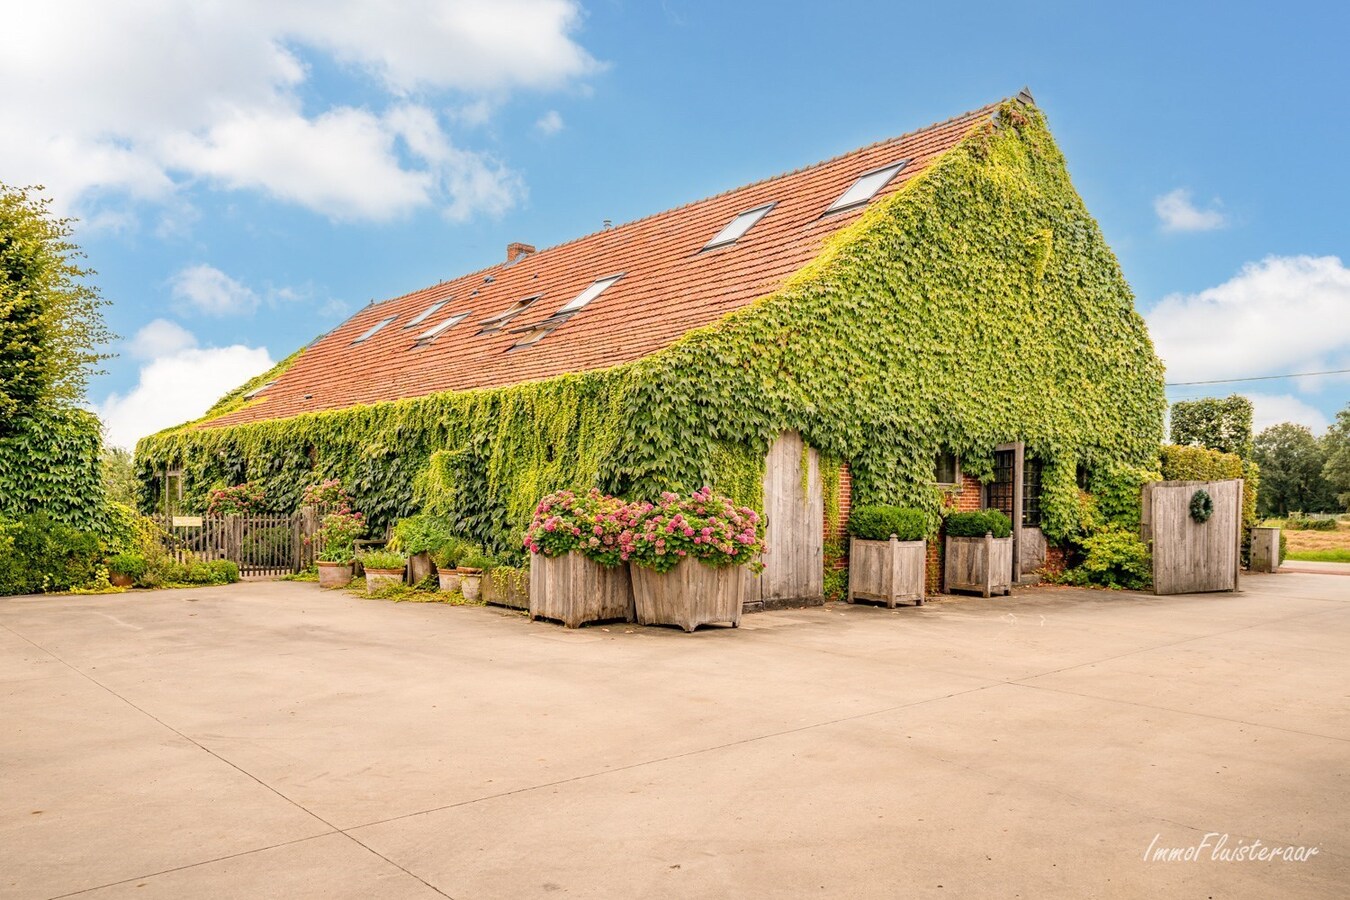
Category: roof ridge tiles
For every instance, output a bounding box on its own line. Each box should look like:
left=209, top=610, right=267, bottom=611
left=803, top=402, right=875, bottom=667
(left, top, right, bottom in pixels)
left=356, top=98, right=1007, bottom=306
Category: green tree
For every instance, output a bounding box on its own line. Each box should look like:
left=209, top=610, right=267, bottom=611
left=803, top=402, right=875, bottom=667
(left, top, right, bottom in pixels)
left=1253, top=423, right=1336, bottom=516
left=100, top=445, right=139, bottom=507
left=1323, top=404, right=1350, bottom=511
left=0, top=184, right=111, bottom=431
left=1170, top=395, right=1254, bottom=458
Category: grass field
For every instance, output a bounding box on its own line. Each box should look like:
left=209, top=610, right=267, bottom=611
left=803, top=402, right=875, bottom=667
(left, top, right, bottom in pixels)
left=1274, top=517, right=1350, bottom=562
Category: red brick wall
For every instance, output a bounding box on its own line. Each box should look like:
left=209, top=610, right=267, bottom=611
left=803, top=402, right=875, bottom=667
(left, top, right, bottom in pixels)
left=826, top=463, right=852, bottom=540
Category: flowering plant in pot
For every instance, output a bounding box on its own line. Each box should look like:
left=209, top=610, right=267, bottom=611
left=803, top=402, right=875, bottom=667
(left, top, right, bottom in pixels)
left=358, top=548, right=407, bottom=592
left=625, top=487, right=764, bottom=632
left=310, top=508, right=364, bottom=588
left=523, top=489, right=635, bottom=627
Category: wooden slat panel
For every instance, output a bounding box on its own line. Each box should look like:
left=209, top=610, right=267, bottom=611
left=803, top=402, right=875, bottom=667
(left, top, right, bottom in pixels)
left=1147, top=479, right=1242, bottom=595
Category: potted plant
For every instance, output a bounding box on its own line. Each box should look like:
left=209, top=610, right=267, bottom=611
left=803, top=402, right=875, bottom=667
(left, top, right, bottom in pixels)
left=943, top=509, right=1014, bottom=597
left=432, top=538, right=468, bottom=592
left=524, top=489, right=635, bottom=628
left=359, top=548, right=407, bottom=592
left=106, top=552, right=147, bottom=588
left=845, top=505, right=929, bottom=607
left=626, top=487, right=764, bottom=632
left=457, top=550, right=494, bottom=602
left=311, top=508, right=364, bottom=588
left=389, top=514, right=454, bottom=585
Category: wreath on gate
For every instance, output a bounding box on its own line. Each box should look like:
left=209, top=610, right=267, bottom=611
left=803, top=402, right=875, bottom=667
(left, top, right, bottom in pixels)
left=1189, top=489, right=1214, bottom=524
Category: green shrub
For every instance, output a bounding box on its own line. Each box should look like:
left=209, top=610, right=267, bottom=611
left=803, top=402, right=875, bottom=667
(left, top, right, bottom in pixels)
left=358, top=549, right=407, bottom=570
left=945, top=509, right=1012, bottom=539
left=0, top=513, right=102, bottom=595
left=431, top=537, right=472, bottom=569
left=389, top=514, right=456, bottom=556
left=1285, top=513, right=1336, bottom=531
left=1070, top=525, right=1151, bottom=590
left=847, top=505, right=928, bottom=541
left=106, top=552, right=147, bottom=579
left=458, top=551, right=497, bottom=571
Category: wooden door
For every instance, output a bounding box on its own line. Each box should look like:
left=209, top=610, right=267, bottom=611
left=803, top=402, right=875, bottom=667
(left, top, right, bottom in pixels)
left=746, top=431, right=824, bottom=607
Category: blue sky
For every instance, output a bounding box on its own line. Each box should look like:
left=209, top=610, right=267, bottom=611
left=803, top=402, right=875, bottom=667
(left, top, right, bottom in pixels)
left=6, top=1, right=1347, bottom=448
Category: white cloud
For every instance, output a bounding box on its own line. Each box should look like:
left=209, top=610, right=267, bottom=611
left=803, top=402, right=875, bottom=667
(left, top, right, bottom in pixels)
left=98, top=345, right=275, bottom=450
left=0, top=1, right=598, bottom=222
left=1245, top=393, right=1331, bottom=435
left=171, top=265, right=261, bottom=317
left=127, top=319, right=198, bottom=359
left=1147, top=255, right=1350, bottom=384
left=536, top=110, right=565, bottom=136
left=1154, top=188, right=1226, bottom=233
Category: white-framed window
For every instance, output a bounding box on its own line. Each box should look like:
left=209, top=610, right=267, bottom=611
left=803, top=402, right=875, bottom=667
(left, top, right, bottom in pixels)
left=702, top=203, right=774, bottom=251
left=824, top=160, right=908, bottom=214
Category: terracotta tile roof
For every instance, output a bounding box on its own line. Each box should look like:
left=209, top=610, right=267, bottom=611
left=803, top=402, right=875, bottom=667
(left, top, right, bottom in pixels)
left=208, top=102, right=1000, bottom=428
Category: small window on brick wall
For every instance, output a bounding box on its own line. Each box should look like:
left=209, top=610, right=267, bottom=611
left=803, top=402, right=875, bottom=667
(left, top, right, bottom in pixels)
left=935, top=451, right=960, bottom=486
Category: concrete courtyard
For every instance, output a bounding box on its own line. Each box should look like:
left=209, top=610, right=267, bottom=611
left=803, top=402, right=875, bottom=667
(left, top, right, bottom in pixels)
left=2, top=573, right=1346, bottom=899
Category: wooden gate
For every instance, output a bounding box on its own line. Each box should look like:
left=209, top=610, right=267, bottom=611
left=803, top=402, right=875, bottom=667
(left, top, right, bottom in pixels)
left=1141, top=479, right=1242, bottom=595
left=154, top=509, right=321, bottom=577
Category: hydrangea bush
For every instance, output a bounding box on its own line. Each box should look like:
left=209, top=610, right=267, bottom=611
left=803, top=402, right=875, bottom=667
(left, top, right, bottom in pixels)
left=524, top=487, right=764, bottom=573
left=205, top=482, right=265, bottom=516
left=524, top=489, right=634, bottom=568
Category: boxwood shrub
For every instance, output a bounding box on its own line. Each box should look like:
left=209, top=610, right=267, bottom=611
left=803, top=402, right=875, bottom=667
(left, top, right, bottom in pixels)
left=945, top=509, right=1012, bottom=539
left=846, top=505, right=928, bottom=542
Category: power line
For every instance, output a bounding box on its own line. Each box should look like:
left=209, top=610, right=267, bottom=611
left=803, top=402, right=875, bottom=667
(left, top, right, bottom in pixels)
left=1166, top=367, right=1350, bottom=387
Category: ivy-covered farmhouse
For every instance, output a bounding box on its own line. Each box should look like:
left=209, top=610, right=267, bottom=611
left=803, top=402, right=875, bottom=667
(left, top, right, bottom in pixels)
left=138, top=92, right=1166, bottom=601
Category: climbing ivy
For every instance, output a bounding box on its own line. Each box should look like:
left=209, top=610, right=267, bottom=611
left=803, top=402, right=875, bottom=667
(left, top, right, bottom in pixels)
left=0, top=404, right=111, bottom=532
left=137, top=104, right=1165, bottom=552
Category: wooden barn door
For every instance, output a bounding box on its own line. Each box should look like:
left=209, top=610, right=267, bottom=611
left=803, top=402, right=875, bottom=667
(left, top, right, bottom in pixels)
left=745, top=431, right=824, bottom=608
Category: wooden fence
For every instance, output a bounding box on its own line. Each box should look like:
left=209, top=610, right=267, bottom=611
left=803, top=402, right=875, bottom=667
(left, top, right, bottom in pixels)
left=153, top=508, right=322, bottom=578
left=1142, top=479, right=1242, bottom=595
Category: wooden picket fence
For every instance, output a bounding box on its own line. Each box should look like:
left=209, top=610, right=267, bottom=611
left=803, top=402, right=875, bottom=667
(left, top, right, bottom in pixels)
left=152, top=508, right=322, bottom=578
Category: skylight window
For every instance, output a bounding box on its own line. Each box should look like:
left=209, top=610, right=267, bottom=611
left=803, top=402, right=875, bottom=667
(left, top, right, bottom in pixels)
left=507, top=275, right=624, bottom=350
left=404, top=301, right=447, bottom=329
left=414, top=312, right=470, bottom=346
left=509, top=325, right=556, bottom=350
left=824, top=160, right=908, bottom=214
left=556, top=274, right=622, bottom=316
left=351, top=315, right=397, bottom=344
left=703, top=203, right=774, bottom=251
left=478, top=295, right=542, bottom=335
left=242, top=381, right=276, bottom=400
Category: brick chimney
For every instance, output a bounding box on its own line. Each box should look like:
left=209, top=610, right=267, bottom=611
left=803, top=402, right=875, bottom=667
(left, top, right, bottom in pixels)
left=506, top=242, right=535, bottom=263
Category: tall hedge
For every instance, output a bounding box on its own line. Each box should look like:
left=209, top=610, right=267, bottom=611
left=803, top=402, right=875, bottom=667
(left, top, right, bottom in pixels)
left=137, top=103, right=1166, bottom=551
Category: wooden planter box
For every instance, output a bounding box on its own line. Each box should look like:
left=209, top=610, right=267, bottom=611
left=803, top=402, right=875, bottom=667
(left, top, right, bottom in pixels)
left=483, top=568, right=530, bottom=610
left=407, top=551, right=435, bottom=585
left=364, top=567, right=405, bottom=592
left=847, top=536, right=926, bottom=607
left=631, top=559, right=744, bottom=633
left=317, top=561, right=353, bottom=589
left=529, top=552, right=634, bottom=628
left=1249, top=526, right=1280, bottom=574
left=944, top=534, right=1013, bottom=597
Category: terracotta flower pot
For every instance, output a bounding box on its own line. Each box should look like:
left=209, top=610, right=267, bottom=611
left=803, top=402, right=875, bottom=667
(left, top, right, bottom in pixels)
left=317, top=561, right=354, bottom=589
left=438, top=570, right=462, bottom=593
left=364, top=567, right=405, bottom=592
left=460, top=572, right=482, bottom=602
